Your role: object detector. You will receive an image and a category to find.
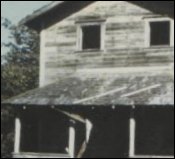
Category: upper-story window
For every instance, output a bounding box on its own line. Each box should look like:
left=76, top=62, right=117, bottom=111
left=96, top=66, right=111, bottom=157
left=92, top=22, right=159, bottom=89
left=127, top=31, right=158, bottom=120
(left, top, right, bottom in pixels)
left=82, top=25, right=101, bottom=50
left=145, top=17, right=174, bottom=47
left=150, top=21, right=170, bottom=46
left=76, top=20, right=106, bottom=51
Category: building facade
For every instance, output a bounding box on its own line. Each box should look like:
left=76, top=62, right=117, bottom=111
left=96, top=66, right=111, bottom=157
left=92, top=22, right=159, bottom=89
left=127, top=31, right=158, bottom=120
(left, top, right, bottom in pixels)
left=3, top=1, right=174, bottom=158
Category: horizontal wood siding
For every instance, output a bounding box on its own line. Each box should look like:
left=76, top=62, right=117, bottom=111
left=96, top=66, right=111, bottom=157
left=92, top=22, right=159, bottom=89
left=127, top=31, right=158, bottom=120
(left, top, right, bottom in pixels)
left=40, top=1, right=174, bottom=86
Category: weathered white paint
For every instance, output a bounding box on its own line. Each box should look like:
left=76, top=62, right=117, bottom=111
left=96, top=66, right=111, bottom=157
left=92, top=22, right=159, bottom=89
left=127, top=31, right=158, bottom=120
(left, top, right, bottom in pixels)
left=145, top=18, right=151, bottom=48
left=121, top=84, right=161, bottom=98
left=40, top=29, right=46, bottom=87
left=14, top=118, right=21, bottom=153
left=39, top=1, right=174, bottom=87
left=68, top=121, right=76, bottom=158
left=76, top=66, right=173, bottom=75
left=170, top=20, right=174, bottom=47
left=101, top=22, right=106, bottom=51
left=170, top=63, right=174, bottom=79
left=129, top=118, right=136, bottom=158
left=76, top=24, right=83, bottom=51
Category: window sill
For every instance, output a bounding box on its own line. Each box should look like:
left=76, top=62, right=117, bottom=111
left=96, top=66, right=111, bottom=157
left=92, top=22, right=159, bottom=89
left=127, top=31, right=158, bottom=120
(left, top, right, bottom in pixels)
left=131, top=155, right=174, bottom=158
left=75, top=49, right=104, bottom=54
left=146, top=45, right=174, bottom=49
left=13, top=152, right=70, bottom=158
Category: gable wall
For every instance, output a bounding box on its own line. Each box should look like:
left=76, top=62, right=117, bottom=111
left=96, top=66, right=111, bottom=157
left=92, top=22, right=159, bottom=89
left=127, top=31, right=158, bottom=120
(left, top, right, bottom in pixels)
left=39, top=1, right=174, bottom=87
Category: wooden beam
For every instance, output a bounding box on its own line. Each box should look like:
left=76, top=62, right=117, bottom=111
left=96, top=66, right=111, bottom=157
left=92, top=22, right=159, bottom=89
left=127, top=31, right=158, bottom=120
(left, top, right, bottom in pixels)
left=77, top=119, right=93, bottom=158
left=74, top=86, right=127, bottom=104
left=14, top=118, right=21, bottom=153
left=129, top=118, right=136, bottom=158
left=85, top=119, right=93, bottom=143
left=77, top=141, right=87, bottom=158
left=55, top=108, right=86, bottom=123
left=121, top=84, right=161, bottom=98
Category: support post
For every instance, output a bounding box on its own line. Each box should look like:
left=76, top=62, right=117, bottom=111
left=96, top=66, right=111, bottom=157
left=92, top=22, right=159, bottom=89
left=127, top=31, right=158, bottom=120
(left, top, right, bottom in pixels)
left=129, top=117, right=136, bottom=158
left=69, top=120, right=76, bottom=158
left=14, top=118, right=21, bottom=153
left=85, top=119, right=93, bottom=143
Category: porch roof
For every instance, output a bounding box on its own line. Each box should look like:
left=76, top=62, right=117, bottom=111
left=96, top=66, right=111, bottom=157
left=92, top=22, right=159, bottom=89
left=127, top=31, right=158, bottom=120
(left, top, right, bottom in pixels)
left=2, top=75, right=174, bottom=106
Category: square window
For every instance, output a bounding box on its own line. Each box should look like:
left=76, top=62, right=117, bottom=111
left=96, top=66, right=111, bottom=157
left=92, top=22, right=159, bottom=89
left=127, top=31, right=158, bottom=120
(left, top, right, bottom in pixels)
left=150, top=21, right=170, bottom=46
left=82, top=25, right=101, bottom=50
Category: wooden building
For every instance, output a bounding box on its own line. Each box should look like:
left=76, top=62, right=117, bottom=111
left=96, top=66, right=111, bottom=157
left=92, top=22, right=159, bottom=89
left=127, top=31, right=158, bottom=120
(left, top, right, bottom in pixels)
left=2, top=1, right=174, bottom=158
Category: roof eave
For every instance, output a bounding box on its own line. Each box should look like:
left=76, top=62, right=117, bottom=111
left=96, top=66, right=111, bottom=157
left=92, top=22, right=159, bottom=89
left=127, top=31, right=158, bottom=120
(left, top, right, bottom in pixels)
left=19, top=1, right=65, bottom=31
left=20, top=1, right=174, bottom=31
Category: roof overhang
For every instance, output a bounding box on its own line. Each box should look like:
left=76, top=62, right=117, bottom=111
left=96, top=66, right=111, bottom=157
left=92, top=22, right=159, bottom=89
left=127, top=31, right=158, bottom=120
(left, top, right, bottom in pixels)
left=20, top=1, right=174, bottom=31
left=20, top=1, right=94, bottom=32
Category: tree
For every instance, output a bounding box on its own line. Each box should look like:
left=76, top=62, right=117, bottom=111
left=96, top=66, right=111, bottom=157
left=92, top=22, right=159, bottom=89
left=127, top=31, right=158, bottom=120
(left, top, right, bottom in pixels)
left=1, top=18, right=39, bottom=158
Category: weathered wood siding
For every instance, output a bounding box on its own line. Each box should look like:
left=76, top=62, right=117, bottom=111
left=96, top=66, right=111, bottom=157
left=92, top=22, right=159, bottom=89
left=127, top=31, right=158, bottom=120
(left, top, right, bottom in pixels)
left=40, top=1, right=174, bottom=86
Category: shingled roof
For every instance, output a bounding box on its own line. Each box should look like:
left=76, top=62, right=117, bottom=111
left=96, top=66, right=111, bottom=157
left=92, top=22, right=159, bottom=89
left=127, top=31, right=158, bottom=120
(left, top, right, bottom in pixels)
left=20, top=1, right=174, bottom=31
left=3, top=75, right=174, bottom=107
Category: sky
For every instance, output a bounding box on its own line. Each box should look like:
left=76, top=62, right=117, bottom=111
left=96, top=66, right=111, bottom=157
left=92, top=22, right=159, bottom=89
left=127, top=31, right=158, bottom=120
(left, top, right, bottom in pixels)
left=1, top=1, right=52, bottom=56
left=1, top=1, right=52, bottom=24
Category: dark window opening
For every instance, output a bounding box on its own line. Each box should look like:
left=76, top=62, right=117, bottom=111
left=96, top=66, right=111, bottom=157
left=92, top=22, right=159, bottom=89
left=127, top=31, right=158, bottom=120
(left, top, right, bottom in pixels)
left=82, top=25, right=101, bottom=50
left=135, top=108, right=174, bottom=156
left=21, top=117, right=39, bottom=152
left=20, top=109, right=69, bottom=154
left=150, top=21, right=170, bottom=46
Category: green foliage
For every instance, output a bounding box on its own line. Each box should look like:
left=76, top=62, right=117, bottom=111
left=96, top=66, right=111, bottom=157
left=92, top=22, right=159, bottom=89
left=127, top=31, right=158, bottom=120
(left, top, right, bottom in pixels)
left=1, top=18, right=39, bottom=158
left=1, top=64, right=39, bottom=98
left=1, top=106, right=14, bottom=158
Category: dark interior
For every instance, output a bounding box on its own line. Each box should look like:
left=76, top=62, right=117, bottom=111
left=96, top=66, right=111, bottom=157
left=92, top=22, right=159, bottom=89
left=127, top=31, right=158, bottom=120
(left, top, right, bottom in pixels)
left=82, top=25, right=101, bottom=50
left=83, top=108, right=130, bottom=158
left=20, top=107, right=130, bottom=158
left=135, top=107, right=174, bottom=156
left=20, top=109, right=69, bottom=154
left=20, top=113, right=39, bottom=152
left=19, top=106, right=174, bottom=157
left=150, top=21, right=170, bottom=46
